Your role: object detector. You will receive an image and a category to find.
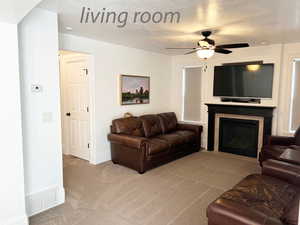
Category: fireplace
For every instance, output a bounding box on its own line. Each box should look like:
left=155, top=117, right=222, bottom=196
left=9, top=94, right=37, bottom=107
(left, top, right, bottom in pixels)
left=206, top=104, right=275, bottom=158
left=219, top=118, right=259, bottom=157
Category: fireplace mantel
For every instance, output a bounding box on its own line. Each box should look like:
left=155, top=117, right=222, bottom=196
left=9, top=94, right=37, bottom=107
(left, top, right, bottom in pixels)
left=206, top=104, right=276, bottom=151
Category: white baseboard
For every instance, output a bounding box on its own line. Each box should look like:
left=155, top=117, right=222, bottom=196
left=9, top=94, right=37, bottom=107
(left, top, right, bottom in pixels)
left=3, top=215, right=28, bottom=225
left=26, top=185, right=65, bottom=217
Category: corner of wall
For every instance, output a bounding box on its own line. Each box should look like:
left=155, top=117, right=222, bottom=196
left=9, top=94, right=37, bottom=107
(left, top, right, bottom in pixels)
left=19, top=7, right=64, bottom=216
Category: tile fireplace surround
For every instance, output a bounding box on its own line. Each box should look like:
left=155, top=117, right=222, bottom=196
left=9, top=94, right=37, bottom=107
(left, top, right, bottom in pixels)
left=214, top=113, right=264, bottom=158
left=206, top=104, right=275, bottom=157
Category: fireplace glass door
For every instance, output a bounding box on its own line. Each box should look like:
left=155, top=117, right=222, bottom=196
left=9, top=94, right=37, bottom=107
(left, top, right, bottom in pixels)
left=219, top=118, right=259, bottom=158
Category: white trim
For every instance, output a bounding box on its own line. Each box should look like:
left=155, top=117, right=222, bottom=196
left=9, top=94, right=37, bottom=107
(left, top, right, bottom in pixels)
left=183, top=65, right=204, bottom=69
left=2, top=215, right=28, bottom=225
left=181, top=120, right=202, bottom=124
left=180, top=120, right=206, bottom=125
left=214, top=113, right=264, bottom=159
left=298, top=201, right=300, bottom=225
left=26, top=186, right=65, bottom=217
left=87, top=55, right=97, bottom=165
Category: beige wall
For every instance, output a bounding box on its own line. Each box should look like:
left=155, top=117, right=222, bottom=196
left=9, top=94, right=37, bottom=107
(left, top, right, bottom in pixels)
left=59, top=33, right=173, bottom=164
left=0, top=22, right=28, bottom=225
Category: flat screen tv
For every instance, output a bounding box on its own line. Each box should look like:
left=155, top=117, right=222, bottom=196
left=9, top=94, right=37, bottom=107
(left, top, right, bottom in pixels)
left=213, top=63, right=274, bottom=98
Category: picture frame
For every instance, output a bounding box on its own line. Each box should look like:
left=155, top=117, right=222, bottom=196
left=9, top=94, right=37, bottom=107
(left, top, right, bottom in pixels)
left=120, top=75, right=150, bottom=105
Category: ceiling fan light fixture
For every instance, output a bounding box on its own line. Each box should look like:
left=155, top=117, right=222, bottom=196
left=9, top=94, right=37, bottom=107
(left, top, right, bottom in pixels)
left=198, top=40, right=211, bottom=48
left=166, top=30, right=249, bottom=58
left=196, top=49, right=215, bottom=59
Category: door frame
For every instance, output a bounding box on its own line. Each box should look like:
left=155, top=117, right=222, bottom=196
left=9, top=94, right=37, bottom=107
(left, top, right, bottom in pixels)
left=59, top=50, right=97, bottom=164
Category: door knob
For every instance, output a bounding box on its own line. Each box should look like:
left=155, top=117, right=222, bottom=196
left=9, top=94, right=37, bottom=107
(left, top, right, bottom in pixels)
left=66, top=112, right=71, bottom=116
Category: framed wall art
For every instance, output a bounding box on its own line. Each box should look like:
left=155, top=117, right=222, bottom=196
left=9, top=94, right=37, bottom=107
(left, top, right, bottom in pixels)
left=120, top=75, right=150, bottom=105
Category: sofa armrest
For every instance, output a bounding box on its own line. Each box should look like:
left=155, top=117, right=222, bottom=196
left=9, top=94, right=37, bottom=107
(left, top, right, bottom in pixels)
left=177, top=123, right=203, bottom=149
left=177, top=123, right=203, bottom=133
left=207, top=199, right=283, bottom=225
left=107, top=134, right=147, bottom=149
left=262, top=159, right=300, bottom=186
left=267, top=135, right=295, bottom=146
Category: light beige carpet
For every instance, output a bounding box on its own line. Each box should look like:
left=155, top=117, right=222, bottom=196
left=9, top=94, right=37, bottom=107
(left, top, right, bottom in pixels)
left=30, top=151, right=260, bottom=225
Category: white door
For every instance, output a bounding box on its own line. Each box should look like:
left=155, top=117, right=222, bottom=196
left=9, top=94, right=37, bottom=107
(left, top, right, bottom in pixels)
left=60, top=55, right=90, bottom=161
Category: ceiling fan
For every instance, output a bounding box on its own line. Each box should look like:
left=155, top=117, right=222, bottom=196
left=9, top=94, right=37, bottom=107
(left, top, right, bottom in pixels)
left=166, top=31, right=249, bottom=59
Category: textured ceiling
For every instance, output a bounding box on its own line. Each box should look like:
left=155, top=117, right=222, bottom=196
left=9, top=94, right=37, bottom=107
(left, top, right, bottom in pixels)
left=39, top=0, right=300, bottom=55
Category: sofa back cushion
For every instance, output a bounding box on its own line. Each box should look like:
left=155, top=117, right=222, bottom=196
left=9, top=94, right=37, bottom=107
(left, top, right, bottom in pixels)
left=140, top=115, right=162, bottom=137
left=158, top=112, right=178, bottom=134
left=112, top=117, right=145, bottom=137
left=295, top=126, right=300, bottom=145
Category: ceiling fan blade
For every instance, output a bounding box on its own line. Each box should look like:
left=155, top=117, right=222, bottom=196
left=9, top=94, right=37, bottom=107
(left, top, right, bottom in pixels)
left=216, top=43, right=249, bottom=49
left=215, top=48, right=232, bottom=54
left=184, top=50, right=198, bottom=55
left=166, top=47, right=196, bottom=50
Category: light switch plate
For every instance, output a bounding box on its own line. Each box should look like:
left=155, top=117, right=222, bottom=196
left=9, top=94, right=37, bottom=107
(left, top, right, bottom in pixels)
left=42, top=112, right=53, bottom=123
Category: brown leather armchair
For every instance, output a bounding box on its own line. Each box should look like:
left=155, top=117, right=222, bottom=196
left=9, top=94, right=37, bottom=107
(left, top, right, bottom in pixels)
left=107, top=112, right=202, bottom=173
left=207, top=160, right=300, bottom=225
left=259, top=126, right=300, bottom=165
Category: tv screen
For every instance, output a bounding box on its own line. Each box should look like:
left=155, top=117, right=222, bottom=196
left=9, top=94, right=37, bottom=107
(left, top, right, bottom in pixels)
left=213, top=63, right=274, bottom=98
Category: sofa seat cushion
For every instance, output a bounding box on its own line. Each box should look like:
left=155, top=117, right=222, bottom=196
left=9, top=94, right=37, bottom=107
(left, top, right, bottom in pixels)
left=146, top=138, right=169, bottom=156
left=157, top=133, right=186, bottom=147
left=158, top=112, right=178, bottom=134
left=112, top=117, right=145, bottom=137
left=219, top=174, right=297, bottom=219
left=140, top=115, right=163, bottom=138
left=174, top=130, right=196, bottom=143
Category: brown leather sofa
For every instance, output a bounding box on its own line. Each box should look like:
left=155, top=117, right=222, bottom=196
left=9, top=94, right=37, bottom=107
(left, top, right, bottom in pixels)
left=207, top=160, right=300, bottom=225
left=107, top=112, right=202, bottom=173
left=259, top=126, right=300, bottom=165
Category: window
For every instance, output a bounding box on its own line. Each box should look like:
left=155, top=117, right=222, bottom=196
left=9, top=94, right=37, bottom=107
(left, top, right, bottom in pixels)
left=182, top=67, right=202, bottom=122
left=290, top=59, right=300, bottom=132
